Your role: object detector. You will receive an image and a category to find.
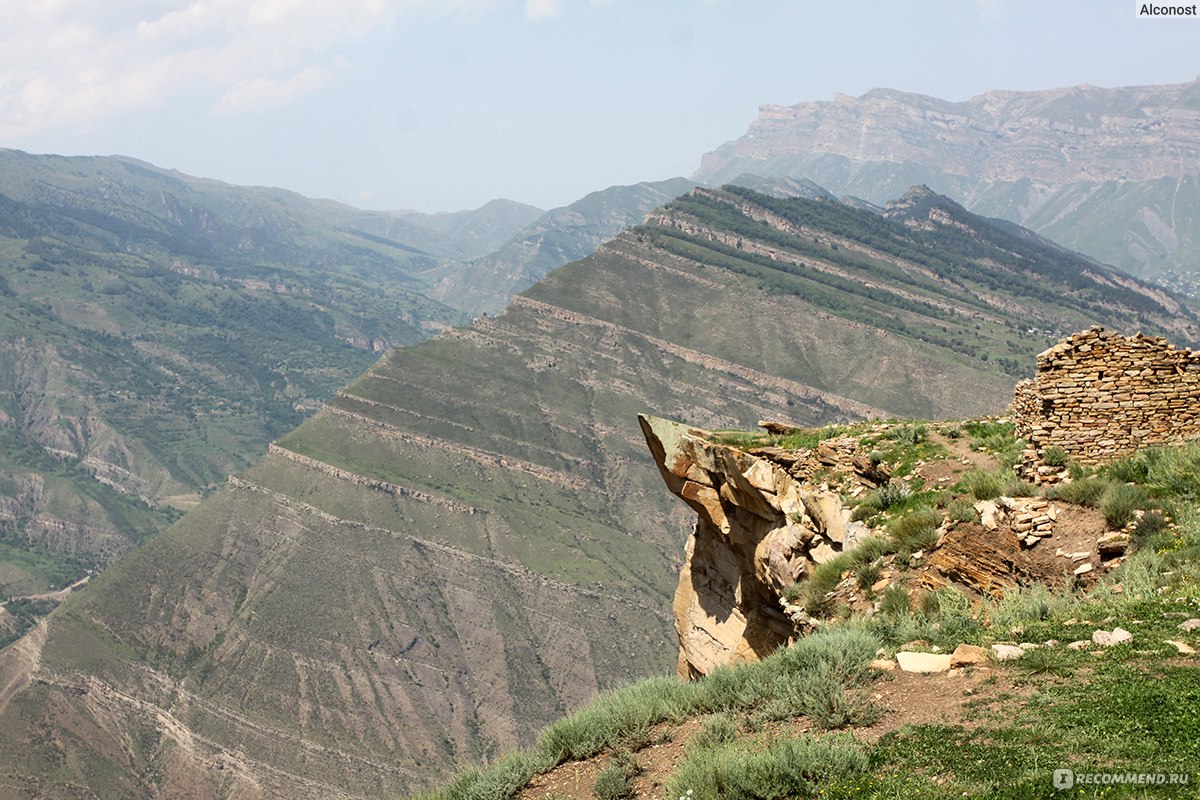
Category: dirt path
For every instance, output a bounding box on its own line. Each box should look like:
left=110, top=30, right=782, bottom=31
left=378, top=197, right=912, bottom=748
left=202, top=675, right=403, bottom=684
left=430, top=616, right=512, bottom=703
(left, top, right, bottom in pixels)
left=1, top=574, right=90, bottom=606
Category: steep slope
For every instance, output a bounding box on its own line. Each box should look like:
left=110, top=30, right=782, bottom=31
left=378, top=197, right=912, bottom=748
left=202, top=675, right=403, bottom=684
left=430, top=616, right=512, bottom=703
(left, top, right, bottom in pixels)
left=426, top=178, right=696, bottom=316
left=695, top=79, right=1200, bottom=291
left=0, top=187, right=1194, bottom=797
left=0, top=150, right=471, bottom=594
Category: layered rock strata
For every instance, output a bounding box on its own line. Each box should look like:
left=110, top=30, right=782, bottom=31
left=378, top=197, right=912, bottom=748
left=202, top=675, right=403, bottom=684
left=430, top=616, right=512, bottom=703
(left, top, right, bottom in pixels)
left=638, top=415, right=878, bottom=678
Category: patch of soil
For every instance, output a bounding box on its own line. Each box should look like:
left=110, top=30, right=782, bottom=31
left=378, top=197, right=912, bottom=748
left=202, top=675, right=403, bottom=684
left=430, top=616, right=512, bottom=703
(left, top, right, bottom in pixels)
left=916, top=431, right=1000, bottom=487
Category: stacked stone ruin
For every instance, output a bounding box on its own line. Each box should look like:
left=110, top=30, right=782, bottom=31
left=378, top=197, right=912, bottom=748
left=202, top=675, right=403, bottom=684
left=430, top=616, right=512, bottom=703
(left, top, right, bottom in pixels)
left=1012, top=326, right=1200, bottom=481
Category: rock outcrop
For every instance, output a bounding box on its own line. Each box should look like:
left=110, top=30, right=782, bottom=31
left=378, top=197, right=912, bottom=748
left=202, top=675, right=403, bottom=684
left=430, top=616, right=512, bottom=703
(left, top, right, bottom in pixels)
left=639, top=415, right=877, bottom=678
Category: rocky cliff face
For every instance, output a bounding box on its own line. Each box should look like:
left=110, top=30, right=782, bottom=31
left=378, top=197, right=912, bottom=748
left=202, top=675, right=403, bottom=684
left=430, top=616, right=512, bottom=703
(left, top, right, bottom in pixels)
left=639, top=415, right=880, bottom=678
left=695, top=79, right=1200, bottom=286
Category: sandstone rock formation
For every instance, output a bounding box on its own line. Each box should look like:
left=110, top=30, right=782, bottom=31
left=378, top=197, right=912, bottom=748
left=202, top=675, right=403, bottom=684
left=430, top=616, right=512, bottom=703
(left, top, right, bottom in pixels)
left=639, top=415, right=877, bottom=678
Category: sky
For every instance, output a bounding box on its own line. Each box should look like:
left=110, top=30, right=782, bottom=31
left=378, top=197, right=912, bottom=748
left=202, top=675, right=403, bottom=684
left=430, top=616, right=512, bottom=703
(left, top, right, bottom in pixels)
left=1, top=0, right=1196, bottom=213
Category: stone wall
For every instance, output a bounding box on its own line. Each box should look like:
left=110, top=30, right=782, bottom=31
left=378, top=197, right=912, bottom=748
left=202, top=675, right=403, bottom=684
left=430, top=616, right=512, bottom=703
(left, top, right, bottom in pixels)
left=1013, top=327, right=1200, bottom=478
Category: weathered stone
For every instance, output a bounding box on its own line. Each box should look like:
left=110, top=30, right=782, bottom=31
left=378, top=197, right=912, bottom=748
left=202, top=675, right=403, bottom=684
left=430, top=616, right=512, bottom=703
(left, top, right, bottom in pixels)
left=975, top=500, right=1001, bottom=530
left=991, top=644, right=1026, bottom=661
left=949, top=643, right=990, bottom=667
left=1092, top=627, right=1133, bottom=647
left=1067, top=640, right=1091, bottom=650
left=869, top=658, right=897, bottom=671
left=1179, top=618, right=1200, bottom=633
left=1166, top=640, right=1196, bottom=655
left=896, top=651, right=952, bottom=673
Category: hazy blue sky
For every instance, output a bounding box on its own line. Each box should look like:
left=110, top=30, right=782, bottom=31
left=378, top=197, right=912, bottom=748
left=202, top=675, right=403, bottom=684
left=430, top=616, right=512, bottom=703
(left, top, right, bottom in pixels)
left=2, top=1, right=1195, bottom=212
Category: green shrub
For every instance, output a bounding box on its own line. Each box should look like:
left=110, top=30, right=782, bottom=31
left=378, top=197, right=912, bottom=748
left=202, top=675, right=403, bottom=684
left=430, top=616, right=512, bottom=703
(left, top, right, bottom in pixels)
left=802, top=554, right=852, bottom=615
left=957, top=468, right=1006, bottom=500
left=879, top=584, right=911, bottom=617
left=847, top=535, right=894, bottom=566
left=888, top=423, right=928, bottom=445
left=888, top=507, right=941, bottom=554
left=592, top=753, right=638, bottom=800
left=856, top=559, right=883, bottom=591
left=1101, top=482, right=1148, bottom=530
left=429, top=750, right=553, bottom=800
left=1041, top=446, right=1068, bottom=467
left=666, top=733, right=868, bottom=799
left=691, top=714, right=739, bottom=750
left=536, top=677, right=693, bottom=764
left=945, top=498, right=978, bottom=523
left=1143, top=442, right=1200, bottom=501
left=1106, top=453, right=1149, bottom=484
left=1047, top=475, right=1113, bottom=507
left=1133, top=510, right=1169, bottom=547
left=1003, top=476, right=1040, bottom=497
left=989, top=584, right=1078, bottom=632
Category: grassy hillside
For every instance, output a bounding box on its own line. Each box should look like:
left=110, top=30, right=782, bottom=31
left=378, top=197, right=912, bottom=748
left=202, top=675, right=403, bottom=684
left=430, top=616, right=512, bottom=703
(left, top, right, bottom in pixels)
left=0, top=186, right=1195, bottom=796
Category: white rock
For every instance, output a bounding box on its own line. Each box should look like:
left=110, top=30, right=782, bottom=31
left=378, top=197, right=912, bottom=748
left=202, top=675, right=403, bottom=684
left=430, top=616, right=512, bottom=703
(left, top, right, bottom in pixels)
left=1067, top=640, right=1090, bottom=650
left=895, top=651, right=952, bottom=673
left=991, top=644, right=1026, bottom=661
left=1166, top=640, right=1196, bottom=655
left=1091, top=627, right=1133, bottom=647
left=1180, top=618, right=1200, bottom=633
left=1074, top=563, right=1093, bottom=576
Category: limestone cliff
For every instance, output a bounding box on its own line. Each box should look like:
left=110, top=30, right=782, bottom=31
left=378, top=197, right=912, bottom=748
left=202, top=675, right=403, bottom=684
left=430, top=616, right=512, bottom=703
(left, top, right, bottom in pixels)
left=638, top=415, right=880, bottom=678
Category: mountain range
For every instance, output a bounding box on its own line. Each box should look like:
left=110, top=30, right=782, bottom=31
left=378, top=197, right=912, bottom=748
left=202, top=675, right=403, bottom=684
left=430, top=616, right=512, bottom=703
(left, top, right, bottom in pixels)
left=696, top=78, right=1200, bottom=294
left=1, top=181, right=1194, bottom=796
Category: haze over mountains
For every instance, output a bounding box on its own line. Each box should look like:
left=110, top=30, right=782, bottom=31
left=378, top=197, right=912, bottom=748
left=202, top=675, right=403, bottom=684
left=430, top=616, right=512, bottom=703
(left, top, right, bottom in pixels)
left=697, top=78, right=1200, bottom=294
left=2, top=178, right=1195, bottom=796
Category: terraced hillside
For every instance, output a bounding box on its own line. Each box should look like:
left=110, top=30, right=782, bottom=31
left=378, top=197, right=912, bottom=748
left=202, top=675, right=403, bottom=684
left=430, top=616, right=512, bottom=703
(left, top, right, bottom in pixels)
left=0, top=186, right=1195, bottom=797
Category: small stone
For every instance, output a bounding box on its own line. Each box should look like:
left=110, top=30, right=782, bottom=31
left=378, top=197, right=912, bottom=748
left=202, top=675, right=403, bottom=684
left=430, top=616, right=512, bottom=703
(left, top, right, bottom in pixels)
left=1023, top=535, right=1041, bottom=547
left=1180, top=619, right=1200, bottom=633
left=950, top=643, right=989, bottom=668
left=869, top=658, right=897, bottom=671
left=991, top=644, right=1026, bottom=661
left=1067, top=640, right=1090, bottom=651
left=1166, top=640, right=1197, bottom=655
left=1074, top=563, right=1093, bottom=575
left=896, top=651, right=952, bottom=673
left=1092, top=627, right=1133, bottom=647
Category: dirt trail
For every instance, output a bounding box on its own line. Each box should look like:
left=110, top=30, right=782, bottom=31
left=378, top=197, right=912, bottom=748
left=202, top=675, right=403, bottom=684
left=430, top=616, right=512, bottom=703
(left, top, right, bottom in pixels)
left=2, top=574, right=90, bottom=605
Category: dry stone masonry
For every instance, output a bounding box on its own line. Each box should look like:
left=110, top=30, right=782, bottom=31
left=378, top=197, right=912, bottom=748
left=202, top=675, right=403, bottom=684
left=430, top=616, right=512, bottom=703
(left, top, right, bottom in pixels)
left=1013, top=327, right=1200, bottom=480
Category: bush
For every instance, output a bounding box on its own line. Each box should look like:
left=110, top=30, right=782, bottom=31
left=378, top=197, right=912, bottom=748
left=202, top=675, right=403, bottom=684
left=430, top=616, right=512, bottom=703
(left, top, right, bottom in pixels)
left=1047, top=475, right=1113, bottom=507
left=945, top=498, right=978, bottom=523
left=537, top=677, right=693, bottom=764
left=957, top=468, right=1006, bottom=500
left=856, top=559, right=883, bottom=591
left=592, top=753, right=639, bottom=800
left=1041, top=446, right=1067, bottom=467
left=888, top=507, right=941, bottom=554
left=1133, top=510, right=1169, bottom=547
left=989, top=584, right=1078, bottom=632
left=666, top=734, right=868, bottom=799
left=691, top=714, right=739, bottom=750
left=879, top=584, right=911, bottom=617
left=1101, top=482, right=1148, bottom=530
left=802, top=554, right=852, bottom=615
